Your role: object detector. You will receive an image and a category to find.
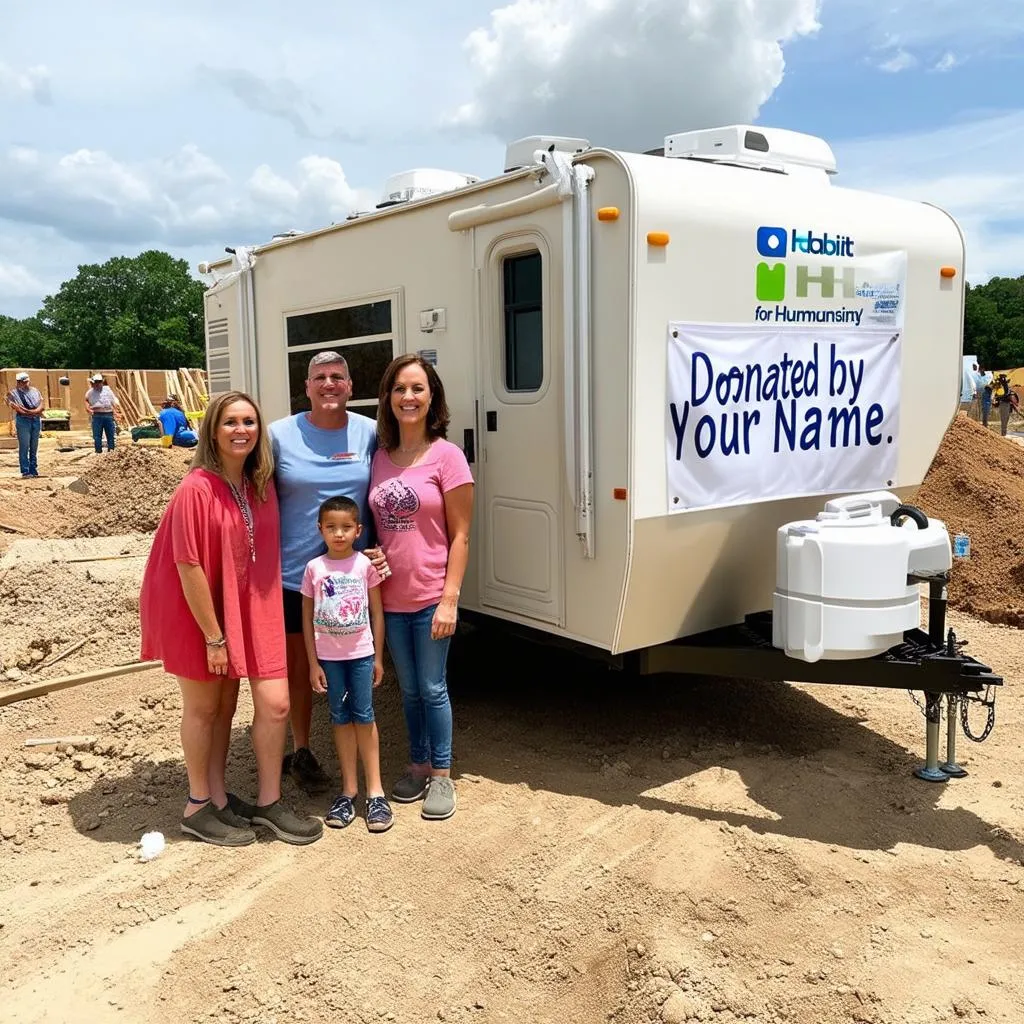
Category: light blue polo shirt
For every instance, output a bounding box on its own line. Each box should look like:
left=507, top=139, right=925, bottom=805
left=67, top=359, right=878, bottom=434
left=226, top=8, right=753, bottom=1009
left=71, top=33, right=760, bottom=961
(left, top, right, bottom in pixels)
left=269, top=411, right=378, bottom=591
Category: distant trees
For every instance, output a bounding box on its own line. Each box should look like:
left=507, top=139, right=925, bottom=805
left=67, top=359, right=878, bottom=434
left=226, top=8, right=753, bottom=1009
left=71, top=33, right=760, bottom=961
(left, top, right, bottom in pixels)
left=0, top=251, right=206, bottom=370
left=963, top=275, right=1024, bottom=370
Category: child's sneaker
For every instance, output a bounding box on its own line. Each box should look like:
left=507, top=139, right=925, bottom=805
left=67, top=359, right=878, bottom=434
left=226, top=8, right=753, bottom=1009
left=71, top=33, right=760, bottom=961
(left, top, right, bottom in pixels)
left=325, top=794, right=357, bottom=829
left=365, top=795, right=394, bottom=834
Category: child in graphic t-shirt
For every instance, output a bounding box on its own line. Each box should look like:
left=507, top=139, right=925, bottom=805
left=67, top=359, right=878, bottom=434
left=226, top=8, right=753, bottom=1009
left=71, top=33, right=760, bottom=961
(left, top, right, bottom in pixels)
left=301, top=496, right=392, bottom=833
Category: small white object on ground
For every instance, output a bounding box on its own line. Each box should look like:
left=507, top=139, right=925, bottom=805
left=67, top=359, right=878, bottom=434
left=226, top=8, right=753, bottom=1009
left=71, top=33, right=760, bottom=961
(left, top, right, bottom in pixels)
left=138, top=831, right=165, bottom=861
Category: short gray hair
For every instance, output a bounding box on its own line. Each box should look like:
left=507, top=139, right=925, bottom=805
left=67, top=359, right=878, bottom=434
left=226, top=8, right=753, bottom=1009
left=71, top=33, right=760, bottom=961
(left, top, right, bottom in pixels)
left=306, top=351, right=350, bottom=378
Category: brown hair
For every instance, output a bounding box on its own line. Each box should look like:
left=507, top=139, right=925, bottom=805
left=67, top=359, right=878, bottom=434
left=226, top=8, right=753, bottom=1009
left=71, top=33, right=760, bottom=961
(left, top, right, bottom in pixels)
left=376, top=354, right=450, bottom=451
left=190, top=391, right=275, bottom=501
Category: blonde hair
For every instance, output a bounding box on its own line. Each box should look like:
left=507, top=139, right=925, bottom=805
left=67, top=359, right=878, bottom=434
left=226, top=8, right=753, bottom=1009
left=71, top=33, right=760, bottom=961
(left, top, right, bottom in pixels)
left=191, top=391, right=275, bottom=501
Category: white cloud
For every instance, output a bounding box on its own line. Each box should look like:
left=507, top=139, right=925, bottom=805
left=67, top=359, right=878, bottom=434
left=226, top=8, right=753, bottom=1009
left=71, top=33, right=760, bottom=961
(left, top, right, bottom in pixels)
left=449, top=0, right=820, bottom=150
left=0, top=262, right=45, bottom=299
left=0, top=61, right=52, bottom=104
left=0, top=144, right=375, bottom=250
left=835, top=110, right=1024, bottom=283
left=933, top=52, right=959, bottom=72
left=879, top=48, right=918, bottom=73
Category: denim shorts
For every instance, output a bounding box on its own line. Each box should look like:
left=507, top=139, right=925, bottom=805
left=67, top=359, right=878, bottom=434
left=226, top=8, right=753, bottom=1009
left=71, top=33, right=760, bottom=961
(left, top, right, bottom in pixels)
left=321, top=655, right=375, bottom=726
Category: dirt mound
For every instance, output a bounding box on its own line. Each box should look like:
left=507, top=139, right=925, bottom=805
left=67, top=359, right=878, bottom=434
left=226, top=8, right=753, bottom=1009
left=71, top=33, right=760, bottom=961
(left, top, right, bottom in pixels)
left=0, top=447, right=190, bottom=541
left=915, top=414, right=1024, bottom=626
left=52, top=447, right=191, bottom=538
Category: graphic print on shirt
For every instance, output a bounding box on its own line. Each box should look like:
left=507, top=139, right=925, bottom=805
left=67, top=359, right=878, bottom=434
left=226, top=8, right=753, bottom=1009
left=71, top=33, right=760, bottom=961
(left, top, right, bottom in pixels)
left=372, top=478, right=420, bottom=532
left=314, top=573, right=368, bottom=634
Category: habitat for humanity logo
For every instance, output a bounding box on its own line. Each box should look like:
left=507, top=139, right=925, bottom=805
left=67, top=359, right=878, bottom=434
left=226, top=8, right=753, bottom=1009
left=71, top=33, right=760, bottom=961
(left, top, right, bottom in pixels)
left=753, top=225, right=866, bottom=326
left=755, top=226, right=856, bottom=302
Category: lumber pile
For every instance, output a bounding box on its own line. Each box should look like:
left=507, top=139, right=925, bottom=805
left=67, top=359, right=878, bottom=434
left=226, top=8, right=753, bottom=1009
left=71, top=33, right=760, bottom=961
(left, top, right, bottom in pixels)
left=1, top=367, right=208, bottom=432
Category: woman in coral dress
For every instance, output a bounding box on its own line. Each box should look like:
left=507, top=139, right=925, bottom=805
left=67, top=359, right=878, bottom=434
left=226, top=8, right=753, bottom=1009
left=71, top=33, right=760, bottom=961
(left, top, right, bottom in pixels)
left=140, top=390, right=322, bottom=848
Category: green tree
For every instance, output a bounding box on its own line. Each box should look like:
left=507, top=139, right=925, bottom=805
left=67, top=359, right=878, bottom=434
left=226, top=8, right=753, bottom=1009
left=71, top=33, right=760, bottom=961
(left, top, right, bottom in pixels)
left=39, top=250, right=206, bottom=369
left=0, top=315, right=60, bottom=368
left=964, top=275, right=1024, bottom=369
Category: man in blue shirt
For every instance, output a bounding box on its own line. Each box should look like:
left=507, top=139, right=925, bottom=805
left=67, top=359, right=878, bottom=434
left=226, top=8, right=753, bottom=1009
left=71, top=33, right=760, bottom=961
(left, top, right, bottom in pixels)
left=157, top=396, right=198, bottom=447
left=269, top=351, right=386, bottom=793
left=6, top=371, right=44, bottom=477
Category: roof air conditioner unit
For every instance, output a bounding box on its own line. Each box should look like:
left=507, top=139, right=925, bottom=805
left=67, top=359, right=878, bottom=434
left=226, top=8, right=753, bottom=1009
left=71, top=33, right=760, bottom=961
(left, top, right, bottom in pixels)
left=663, top=124, right=837, bottom=181
left=376, top=168, right=480, bottom=209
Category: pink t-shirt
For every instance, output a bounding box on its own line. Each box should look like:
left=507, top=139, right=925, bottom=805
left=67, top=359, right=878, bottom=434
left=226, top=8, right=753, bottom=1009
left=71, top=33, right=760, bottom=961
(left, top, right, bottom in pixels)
left=300, top=552, right=381, bottom=661
left=369, top=439, right=474, bottom=613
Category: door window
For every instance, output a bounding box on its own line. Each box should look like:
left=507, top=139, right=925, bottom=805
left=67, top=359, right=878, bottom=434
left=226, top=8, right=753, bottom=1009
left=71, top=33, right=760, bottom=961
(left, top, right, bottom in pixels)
left=502, top=252, right=543, bottom=392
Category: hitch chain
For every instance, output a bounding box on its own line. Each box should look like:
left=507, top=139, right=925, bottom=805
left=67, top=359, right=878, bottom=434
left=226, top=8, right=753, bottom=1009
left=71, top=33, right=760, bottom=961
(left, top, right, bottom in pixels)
left=959, top=686, right=997, bottom=743
left=905, top=688, right=997, bottom=743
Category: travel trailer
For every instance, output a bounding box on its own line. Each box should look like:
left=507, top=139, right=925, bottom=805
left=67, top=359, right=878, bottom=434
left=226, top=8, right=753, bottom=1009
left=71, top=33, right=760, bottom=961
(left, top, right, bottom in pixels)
left=200, top=124, right=1000, bottom=778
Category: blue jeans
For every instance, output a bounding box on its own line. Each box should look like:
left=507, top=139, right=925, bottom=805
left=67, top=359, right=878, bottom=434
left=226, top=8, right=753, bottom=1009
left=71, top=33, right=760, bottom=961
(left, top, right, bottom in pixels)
left=321, top=655, right=376, bottom=725
left=385, top=605, right=453, bottom=770
left=92, top=412, right=116, bottom=452
left=15, top=414, right=40, bottom=475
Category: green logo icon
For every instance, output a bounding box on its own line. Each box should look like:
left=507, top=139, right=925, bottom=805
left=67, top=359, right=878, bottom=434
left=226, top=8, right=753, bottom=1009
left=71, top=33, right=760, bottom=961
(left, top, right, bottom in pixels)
left=756, top=262, right=785, bottom=302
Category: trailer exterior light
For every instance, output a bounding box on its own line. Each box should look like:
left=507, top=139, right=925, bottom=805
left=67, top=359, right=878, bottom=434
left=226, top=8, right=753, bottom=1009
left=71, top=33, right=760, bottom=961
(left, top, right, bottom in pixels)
left=647, top=231, right=670, bottom=246
left=940, top=266, right=957, bottom=278
left=597, top=207, right=620, bottom=221
left=613, top=488, right=627, bottom=500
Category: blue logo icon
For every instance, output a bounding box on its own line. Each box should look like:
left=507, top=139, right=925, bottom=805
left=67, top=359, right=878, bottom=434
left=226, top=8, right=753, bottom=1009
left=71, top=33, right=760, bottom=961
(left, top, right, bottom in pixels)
left=756, top=226, right=787, bottom=258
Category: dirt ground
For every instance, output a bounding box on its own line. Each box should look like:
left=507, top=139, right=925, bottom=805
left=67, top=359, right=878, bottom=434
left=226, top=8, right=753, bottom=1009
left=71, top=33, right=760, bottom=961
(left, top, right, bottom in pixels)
left=1, top=436, right=1022, bottom=1024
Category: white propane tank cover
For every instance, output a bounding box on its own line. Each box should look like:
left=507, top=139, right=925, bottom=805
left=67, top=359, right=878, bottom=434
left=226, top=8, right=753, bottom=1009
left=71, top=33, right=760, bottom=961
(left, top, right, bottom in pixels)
left=503, top=136, right=591, bottom=172
left=379, top=169, right=480, bottom=207
left=663, top=124, right=837, bottom=181
left=772, top=495, right=950, bottom=663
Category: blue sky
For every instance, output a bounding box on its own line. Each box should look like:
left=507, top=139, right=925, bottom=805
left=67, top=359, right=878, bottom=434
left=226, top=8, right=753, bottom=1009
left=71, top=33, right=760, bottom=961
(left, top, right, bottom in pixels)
left=1, top=0, right=1020, bottom=319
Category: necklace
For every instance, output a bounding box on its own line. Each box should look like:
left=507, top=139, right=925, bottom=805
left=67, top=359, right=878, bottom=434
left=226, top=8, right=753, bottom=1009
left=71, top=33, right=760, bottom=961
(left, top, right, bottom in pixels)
left=226, top=478, right=256, bottom=563
left=398, top=440, right=429, bottom=453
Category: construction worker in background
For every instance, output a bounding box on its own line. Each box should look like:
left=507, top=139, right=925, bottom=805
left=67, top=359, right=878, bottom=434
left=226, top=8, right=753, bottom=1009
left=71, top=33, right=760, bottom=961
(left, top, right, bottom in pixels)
left=974, top=365, right=994, bottom=428
left=158, top=395, right=198, bottom=447
left=5, top=371, right=44, bottom=478
left=84, top=373, right=121, bottom=453
left=992, top=373, right=1019, bottom=437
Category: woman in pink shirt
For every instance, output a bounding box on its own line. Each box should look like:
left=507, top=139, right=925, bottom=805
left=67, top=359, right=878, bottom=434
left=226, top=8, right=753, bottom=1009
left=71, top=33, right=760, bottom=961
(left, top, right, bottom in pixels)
left=369, top=355, right=474, bottom=821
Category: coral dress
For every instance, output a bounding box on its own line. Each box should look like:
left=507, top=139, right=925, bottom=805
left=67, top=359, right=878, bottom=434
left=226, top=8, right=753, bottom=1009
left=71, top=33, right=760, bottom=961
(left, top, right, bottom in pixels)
left=140, top=469, right=287, bottom=682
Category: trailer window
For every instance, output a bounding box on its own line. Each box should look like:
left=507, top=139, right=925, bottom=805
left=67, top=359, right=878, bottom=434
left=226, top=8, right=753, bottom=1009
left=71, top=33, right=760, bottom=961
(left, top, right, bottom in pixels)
left=503, top=252, right=543, bottom=392
left=285, top=296, right=396, bottom=419
left=286, top=301, right=392, bottom=347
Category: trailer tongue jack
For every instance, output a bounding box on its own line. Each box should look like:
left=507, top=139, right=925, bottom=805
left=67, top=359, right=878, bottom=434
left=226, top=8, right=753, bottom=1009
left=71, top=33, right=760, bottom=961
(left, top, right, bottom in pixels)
left=641, top=571, right=1002, bottom=784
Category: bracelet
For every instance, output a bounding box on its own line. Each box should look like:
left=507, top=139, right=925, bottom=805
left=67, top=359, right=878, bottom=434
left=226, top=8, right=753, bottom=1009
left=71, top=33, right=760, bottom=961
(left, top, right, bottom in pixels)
left=205, top=636, right=226, bottom=648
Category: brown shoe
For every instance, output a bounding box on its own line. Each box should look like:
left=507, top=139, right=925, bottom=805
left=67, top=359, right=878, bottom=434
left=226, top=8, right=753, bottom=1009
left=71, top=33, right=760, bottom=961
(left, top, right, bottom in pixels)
left=251, top=801, right=323, bottom=845
left=181, top=802, right=256, bottom=847
left=287, top=747, right=331, bottom=795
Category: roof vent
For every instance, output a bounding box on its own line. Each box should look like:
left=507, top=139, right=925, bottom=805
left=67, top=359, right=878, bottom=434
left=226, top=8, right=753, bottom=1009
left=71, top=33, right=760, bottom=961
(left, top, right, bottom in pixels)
left=376, top=168, right=480, bottom=209
left=663, top=125, right=837, bottom=181
left=504, top=135, right=591, bottom=172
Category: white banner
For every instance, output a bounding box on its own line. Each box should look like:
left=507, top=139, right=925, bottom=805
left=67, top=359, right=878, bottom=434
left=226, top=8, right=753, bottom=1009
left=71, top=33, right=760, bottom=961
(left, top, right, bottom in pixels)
left=666, top=323, right=901, bottom=512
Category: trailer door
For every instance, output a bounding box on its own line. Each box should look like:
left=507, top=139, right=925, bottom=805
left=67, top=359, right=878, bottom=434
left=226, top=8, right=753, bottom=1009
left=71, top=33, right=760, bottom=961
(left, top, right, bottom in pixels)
left=475, top=229, right=564, bottom=626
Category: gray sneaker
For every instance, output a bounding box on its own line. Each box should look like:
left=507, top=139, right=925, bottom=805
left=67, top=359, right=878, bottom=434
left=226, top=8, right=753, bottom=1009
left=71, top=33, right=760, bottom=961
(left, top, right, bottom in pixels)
left=421, top=777, right=457, bottom=821
left=391, top=771, right=429, bottom=803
